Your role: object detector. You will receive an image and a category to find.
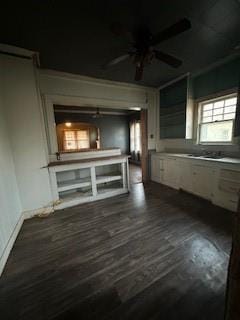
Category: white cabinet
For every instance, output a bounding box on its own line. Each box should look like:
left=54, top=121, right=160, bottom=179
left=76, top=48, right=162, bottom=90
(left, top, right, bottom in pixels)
left=151, top=156, right=164, bottom=183
left=192, top=164, right=214, bottom=200
left=151, top=153, right=240, bottom=212
left=163, top=158, right=180, bottom=189
left=151, top=156, right=180, bottom=189
left=213, top=169, right=240, bottom=212
left=179, top=160, right=193, bottom=193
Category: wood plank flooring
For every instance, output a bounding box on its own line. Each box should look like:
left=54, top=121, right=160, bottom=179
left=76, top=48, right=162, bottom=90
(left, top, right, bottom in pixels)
left=0, top=182, right=233, bottom=320
left=129, top=163, right=142, bottom=184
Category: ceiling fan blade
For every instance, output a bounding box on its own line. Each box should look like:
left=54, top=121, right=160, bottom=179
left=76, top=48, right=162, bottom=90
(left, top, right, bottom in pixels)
left=151, top=18, right=191, bottom=46
left=154, top=50, right=182, bottom=68
left=135, top=63, right=144, bottom=81
left=102, top=54, right=130, bottom=69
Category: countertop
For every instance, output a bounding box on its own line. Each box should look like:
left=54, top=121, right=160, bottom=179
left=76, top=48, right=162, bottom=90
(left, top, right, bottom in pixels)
left=153, top=152, right=240, bottom=165
left=48, top=154, right=130, bottom=167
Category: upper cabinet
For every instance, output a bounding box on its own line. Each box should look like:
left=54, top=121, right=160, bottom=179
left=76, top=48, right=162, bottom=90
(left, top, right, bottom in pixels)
left=159, top=77, right=188, bottom=139
left=158, top=57, right=240, bottom=141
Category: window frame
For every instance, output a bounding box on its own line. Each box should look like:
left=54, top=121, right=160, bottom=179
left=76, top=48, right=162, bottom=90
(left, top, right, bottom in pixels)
left=197, top=93, right=237, bottom=145
left=130, top=120, right=141, bottom=154
left=63, top=128, right=90, bottom=151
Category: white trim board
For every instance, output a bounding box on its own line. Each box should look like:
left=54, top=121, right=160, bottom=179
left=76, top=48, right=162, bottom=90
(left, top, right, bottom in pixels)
left=43, top=93, right=148, bottom=155
left=40, top=69, right=157, bottom=92
left=54, top=109, right=137, bottom=115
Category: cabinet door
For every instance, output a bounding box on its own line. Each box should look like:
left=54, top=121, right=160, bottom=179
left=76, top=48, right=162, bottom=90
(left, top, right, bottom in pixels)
left=163, top=158, right=180, bottom=189
left=213, top=169, right=240, bottom=212
left=179, top=160, right=193, bottom=192
left=151, top=157, right=164, bottom=183
left=192, top=165, right=213, bottom=200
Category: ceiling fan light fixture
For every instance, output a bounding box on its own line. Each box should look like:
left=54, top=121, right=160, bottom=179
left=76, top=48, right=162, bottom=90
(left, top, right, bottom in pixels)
left=104, top=18, right=191, bottom=81
left=92, top=107, right=102, bottom=118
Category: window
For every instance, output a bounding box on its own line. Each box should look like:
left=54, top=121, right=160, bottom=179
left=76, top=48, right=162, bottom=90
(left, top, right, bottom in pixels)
left=198, top=94, right=237, bottom=144
left=63, top=129, right=90, bottom=151
left=130, top=121, right=141, bottom=154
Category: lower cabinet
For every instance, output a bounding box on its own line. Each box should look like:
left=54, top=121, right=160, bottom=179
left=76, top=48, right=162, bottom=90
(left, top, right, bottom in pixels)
left=151, top=156, right=164, bottom=183
left=179, top=160, right=193, bottom=193
left=162, top=158, right=180, bottom=189
left=179, top=162, right=214, bottom=200
left=192, top=165, right=214, bottom=200
left=213, top=169, right=240, bottom=212
left=151, top=154, right=240, bottom=212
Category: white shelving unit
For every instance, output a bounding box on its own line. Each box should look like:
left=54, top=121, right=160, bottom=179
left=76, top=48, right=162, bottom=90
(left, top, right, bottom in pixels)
left=48, top=155, right=129, bottom=210
left=96, top=174, right=122, bottom=184
left=57, top=178, right=91, bottom=192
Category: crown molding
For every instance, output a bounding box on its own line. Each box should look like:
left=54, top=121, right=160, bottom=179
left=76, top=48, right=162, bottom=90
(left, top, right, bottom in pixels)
left=39, top=69, right=158, bottom=93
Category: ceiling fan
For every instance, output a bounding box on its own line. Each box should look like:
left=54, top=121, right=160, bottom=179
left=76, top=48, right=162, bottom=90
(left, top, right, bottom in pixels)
left=103, top=18, right=191, bottom=81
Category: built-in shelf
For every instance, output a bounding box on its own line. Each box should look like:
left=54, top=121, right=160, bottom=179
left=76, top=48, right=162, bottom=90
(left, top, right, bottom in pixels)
left=97, top=187, right=125, bottom=195
left=96, top=173, right=122, bottom=184
left=59, top=189, right=92, bottom=201
left=57, top=178, right=91, bottom=192
left=97, top=181, right=123, bottom=194
left=49, top=155, right=129, bottom=210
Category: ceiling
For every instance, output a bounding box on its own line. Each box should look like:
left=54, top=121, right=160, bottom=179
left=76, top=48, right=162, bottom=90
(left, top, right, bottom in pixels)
left=1, top=0, right=240, bottom=87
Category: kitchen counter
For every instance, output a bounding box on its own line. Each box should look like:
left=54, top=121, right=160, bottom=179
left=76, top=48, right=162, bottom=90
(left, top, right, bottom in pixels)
left=48, top=155, right=130, bottom=167
left=154, top=152, right=240, bottom=165
left=151, top=152, right=240, bottom=212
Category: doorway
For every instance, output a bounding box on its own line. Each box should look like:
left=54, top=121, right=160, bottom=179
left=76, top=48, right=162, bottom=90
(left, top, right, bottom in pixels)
left=129, top=109, right=148, bottom=184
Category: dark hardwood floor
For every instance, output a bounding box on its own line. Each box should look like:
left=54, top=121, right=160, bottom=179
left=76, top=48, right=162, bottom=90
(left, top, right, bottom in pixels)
left=0, top=182, right=233, bottom=320
left=129, top=163, right=142, bottom=184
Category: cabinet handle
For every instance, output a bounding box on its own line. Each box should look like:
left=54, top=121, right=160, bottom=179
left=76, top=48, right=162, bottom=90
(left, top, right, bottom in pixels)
left=229, top=200, right=237, bottom=203
left=160, top=169, right=164, bottom=171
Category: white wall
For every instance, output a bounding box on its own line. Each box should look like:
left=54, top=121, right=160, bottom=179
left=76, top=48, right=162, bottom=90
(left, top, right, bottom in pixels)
left=0, top=62, right=22, bottom=269
left=38, top=70, right=158, bottom=152
left=1, top=54, right=52, bottom=212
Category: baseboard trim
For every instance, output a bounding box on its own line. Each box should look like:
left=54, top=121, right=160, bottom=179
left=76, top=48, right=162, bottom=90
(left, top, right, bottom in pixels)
left=0, top=213, right=24, bottom=276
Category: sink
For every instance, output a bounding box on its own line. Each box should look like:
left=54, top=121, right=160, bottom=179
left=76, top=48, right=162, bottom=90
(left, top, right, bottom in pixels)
left=187, top=154, right=223, bottom=159
left=187, top=154, right=203, bottom=158
left=203, top=155, right=223, bottom=159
